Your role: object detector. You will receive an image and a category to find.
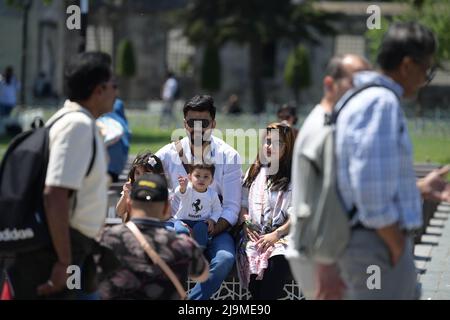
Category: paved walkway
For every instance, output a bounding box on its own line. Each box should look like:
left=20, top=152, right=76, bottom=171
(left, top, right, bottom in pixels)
left=416, top=202, right=450, bottom=300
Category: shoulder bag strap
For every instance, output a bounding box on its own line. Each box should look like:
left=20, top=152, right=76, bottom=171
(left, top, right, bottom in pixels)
left=126, top=221, right=187, bottom=300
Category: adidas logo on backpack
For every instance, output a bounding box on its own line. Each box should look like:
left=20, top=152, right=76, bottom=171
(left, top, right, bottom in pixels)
left=0, top=228, right=34, bottom=242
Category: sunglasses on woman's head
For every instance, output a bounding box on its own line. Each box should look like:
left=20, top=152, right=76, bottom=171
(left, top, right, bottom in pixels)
left=266, top=125, right=290, bottom=135
left=186, top=119, right=211, bottom=129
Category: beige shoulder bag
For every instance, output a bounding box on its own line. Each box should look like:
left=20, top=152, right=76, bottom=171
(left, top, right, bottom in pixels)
left=126, top=221, right=187, bottom=300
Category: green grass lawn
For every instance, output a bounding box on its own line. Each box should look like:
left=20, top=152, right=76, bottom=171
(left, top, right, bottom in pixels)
left=411, top=134, right=450, bottom=165
left=1, top=112, right=449, bottom=172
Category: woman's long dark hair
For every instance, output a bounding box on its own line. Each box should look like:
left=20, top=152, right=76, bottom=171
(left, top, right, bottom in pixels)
left=128, top=152, right=164, bottom=183
left=243, top=122, right=296, bottom=192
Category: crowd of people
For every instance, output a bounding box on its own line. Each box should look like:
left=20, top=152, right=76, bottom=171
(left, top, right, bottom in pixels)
left=1, top=21, right=450, bottom=301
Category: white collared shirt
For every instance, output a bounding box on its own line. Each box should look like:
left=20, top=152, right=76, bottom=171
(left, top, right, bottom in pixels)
left=156, top=136, right=242, bottom=226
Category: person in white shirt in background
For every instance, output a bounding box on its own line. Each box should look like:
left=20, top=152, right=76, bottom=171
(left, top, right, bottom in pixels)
left=156, top=95, right=242, bottom=300
left=160, top=71, right=178, bottom=129
left=174, top=164, right=223, bottom=250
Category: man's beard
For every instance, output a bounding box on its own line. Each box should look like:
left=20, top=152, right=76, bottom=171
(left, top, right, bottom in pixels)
left=189, top=132, right=211, bottom=146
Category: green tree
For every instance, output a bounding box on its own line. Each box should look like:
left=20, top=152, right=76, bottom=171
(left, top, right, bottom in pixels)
left=366, top=0, right=450, bottom=65
left=180, top=0, right=337, bottom=113
left=116, top=39, right=137, bottom=78
left=284, top=45, right=311, bottom=107
left=201, top=42, right=221, bottom=92
left=366, top=0, right=450, bottom=117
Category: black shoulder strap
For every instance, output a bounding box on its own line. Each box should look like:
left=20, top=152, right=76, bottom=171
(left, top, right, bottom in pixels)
left=48, top=110, right=96, bottom=177
left=86, top=123, right=96, bottom=177
left=329, top=82, right=400, bottom=125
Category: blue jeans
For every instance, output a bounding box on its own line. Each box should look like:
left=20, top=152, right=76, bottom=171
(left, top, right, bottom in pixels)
left=76, top=291, right=100, bottom=300
left=174, top=220, right=209, bottom=248
left=188, top=231, right=235, bottom=300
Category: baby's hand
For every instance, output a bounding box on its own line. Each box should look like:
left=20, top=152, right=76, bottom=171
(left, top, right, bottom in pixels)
left=178, top=175, right=189, bottom=193
left=207, top=219, right=215, bottom=235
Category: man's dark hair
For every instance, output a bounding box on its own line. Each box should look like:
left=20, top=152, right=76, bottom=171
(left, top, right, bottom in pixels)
left=188, top=164, right=215, bottom=177
left=377, top=22, right=437, bottom=71
left=128, top=152, right=164, bottom=183
left=64, top=51, right=112, bottom=101
left=183, top=95, right=216, bottom=119
left=277, top=104, right=298, bottom=125
left=325, top=55, right=347, bottom=80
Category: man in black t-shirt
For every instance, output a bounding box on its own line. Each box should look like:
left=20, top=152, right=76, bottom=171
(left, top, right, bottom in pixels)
left=98, top=174, right=209, bottom=300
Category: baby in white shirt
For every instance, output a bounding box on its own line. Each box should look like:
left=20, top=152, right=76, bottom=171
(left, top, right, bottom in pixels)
left=174, top=164, right=222, bottom=248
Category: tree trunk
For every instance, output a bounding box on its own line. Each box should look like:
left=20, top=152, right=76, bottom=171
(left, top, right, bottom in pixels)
left=79, top=0, right=89, bottom=53
left=293, top=87, right=300, bottom=109
left=20, top=0, right=32, bottom=107
left=249, top=39, right=265, bottom=114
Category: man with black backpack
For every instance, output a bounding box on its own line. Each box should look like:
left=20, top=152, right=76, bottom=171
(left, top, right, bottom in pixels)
left=5, top=52, right=116, bottom=299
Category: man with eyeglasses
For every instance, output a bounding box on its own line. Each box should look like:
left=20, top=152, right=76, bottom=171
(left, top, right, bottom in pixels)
left=156, top=95, right=242, bottom=300
left=322, top=22, right=443, bottom=299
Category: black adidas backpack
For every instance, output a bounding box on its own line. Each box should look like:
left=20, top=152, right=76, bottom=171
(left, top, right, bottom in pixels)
left=0, top=111, right=95, bottom=254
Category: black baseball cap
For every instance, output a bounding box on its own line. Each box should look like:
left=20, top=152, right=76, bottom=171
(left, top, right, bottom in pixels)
left=130, top=173, right=168, bottom=202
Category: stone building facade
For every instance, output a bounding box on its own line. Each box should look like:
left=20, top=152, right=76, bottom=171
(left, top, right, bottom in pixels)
left=1, top=1, right=449, bottom=112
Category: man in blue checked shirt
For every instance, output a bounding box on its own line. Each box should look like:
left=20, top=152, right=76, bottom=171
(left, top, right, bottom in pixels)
left=333, top=22, right=444, bottom=299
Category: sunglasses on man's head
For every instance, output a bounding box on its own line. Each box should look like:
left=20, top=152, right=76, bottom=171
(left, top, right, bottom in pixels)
left=186, top=119, right=211, bottom=129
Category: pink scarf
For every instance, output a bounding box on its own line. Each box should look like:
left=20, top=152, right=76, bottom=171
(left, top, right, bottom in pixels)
left=237, top=168, right=284, bottom=288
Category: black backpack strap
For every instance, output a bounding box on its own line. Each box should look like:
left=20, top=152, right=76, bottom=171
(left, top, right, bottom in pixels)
left=329, top=82, right=400, bottom=125
left=47, top=110, right=96, bottom=177
left=86, top=123, right=96, bottom=177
